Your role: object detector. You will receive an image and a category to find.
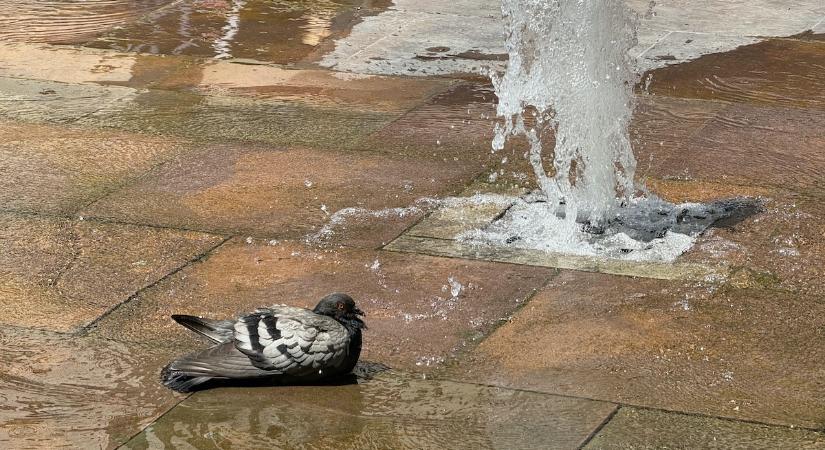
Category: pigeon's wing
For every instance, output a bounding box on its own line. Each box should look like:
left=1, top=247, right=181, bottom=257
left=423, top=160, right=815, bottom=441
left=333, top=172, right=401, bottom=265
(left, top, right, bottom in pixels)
left=171, top=315, right=235, bottom=343
left=233, top=306, right=350, bottom=377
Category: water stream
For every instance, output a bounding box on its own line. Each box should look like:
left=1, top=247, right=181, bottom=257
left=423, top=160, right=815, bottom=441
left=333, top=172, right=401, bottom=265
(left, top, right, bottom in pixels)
left=492, top=0, right=639, bottom=225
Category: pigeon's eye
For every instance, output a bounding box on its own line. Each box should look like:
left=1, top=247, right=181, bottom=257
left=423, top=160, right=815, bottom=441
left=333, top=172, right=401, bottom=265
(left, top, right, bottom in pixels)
left=336, top=303, right=344, bottom=310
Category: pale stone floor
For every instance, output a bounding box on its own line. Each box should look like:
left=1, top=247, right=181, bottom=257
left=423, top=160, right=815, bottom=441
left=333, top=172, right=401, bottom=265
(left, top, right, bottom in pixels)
left=1, top=1, right=825, bottom=448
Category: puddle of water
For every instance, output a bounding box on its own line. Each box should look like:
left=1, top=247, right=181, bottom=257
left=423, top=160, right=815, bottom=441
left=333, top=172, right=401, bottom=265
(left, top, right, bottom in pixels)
left=123, top=369, right=613, bottom=449
left=0, top=326, right=178, bottom=449
left=82, top=0, right=391, bottom=63
left=646, top=37, right=825, bottom=109
left=0, top=0, right=174, bottom=44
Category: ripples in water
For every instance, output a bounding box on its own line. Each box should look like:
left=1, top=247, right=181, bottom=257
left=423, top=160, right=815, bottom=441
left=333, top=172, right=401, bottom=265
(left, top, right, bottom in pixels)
left=0, top=1, right=174, bottom=44
left=122, top=370, right=612, bottom=449
left=0, top=327, right=178, bottom=449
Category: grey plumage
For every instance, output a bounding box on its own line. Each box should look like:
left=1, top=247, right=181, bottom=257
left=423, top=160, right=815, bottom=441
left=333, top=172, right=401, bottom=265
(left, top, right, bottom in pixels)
left=162, top=293, right=365, bottom=392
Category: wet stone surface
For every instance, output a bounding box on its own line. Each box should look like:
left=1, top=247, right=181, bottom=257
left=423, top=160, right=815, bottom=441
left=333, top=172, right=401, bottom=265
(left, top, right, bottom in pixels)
left=0, top=326, right=182, bottom=449
left=123, top=371, right=615, bottom=450
left=0, top=120, right=190, bottom=215
left=647, top=38, right=825, bottom=110
left=82, top=0, right=391, bottom=63
left=82, top=143, right=481, bottom=245
left=584, top=407, right=825, bottom=449
left=0, top=212, right=224, bottom=332
left=89, top=239, right=555, bottom=371
left=445, top=271, right=825, bottom=428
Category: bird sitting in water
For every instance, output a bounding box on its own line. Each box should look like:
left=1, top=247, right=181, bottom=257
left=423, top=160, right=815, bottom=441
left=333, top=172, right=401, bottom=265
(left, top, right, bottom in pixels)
left=161, top=293, right=366, bottom=392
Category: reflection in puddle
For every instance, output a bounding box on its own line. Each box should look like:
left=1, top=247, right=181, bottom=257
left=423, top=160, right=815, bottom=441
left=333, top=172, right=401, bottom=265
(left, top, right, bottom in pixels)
left=124, top=369, right=612, bottom=449
left=82, top=0, right=391, bottom=63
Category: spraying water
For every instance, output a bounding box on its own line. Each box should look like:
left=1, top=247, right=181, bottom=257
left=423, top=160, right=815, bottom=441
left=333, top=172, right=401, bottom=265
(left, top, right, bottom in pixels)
left=492, top=0, right=639, bottom=225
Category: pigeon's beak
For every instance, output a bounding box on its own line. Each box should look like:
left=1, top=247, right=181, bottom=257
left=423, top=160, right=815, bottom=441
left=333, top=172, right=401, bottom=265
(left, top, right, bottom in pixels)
left=353, top=307, right=365, bottom=316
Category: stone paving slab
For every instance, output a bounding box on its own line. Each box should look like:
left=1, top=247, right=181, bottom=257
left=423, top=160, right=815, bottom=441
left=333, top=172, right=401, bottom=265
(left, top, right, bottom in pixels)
left=0, top=43, right=136, bottom=84
left=0, top=325, right=182, bottom=449
left=585, top=407, right=825, bottom=449
left=630, top=96, right=728, bottom=177
left=445, top=271, right=825, bottom=428
left=0, top=42, right=453, bottom=114
left=196, top=62, right=452, bottom=113
left=0, top=76, right=137, bottom=124
left=651, top=103, right=825, bottom=192
left=647, top=38, right=825, bottom=109
left=89, top=238, right=555, bottom=371
left=0, top=212, right=224, bottom=332
left=386, top=234, right=719, bottom=282
left=77, top=88, right=396, bottom=149
left=0, top=120, right=192, bottom=215
left=124, top=373, right=616, bottom=450
left=83, top=142, right=481, bottom=245
left=321, top=0, right=825, bottom=76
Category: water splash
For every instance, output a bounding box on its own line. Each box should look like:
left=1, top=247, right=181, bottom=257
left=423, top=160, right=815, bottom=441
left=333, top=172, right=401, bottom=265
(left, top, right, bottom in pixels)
left=492, top=0, right=640, bottom=225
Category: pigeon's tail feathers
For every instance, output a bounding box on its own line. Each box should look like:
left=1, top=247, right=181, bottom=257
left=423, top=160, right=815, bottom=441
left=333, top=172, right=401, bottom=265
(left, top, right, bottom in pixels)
left=160, top=363, right=214, bottom=392
left=171, top=315, right=235, bottom=344
left=160, top=342, right=276, bottom=392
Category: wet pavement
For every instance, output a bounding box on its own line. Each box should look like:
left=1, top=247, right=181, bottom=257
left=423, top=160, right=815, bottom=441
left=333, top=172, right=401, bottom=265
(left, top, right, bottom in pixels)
left=2, top=0, right=825, bottom=448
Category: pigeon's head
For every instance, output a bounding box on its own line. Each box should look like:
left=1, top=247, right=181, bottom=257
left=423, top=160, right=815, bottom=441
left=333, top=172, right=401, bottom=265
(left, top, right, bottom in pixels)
left=314, top=293, right=366, bottom=330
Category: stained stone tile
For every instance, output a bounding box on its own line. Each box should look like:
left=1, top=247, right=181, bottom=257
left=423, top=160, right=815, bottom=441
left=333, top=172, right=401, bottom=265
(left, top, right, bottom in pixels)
left=124, top=373, right=616, bottom=450
left=0, top=326, right=181, bottom=449
left=89, top=239, right=554, bottom=371
left=83, top=143, right=481, bottom=246
left=0, top=120, right=191, bottom=214
left=0, top=213, right=224, bottom=332
left=585, top=407, right=825, bottom=449
left=652, top=103, right=825, bottom=192
left=446, top=271, right=825, bottom=428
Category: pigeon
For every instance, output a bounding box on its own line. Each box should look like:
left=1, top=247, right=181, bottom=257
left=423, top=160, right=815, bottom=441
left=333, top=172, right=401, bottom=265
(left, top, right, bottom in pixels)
left=161, top=293, right=366, bottom=392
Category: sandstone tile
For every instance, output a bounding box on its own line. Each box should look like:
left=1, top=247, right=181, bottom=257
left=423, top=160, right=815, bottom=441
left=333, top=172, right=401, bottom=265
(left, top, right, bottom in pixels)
left=447, top=271, right=825, bottom=428
left=83, top=143, right=481, bottom=246
left=0, top=120, right=192, bottom=215
left=652, top=103, right=825, bottom=192
left=124, top=373, right=615, bottom=450
left=0, top=213, right=224, bottom=332
left=0, top=326, right=182, bottom=449
left=90, top=239, right=555, bottom=371
left=585, top=407, right=825, bottom=449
